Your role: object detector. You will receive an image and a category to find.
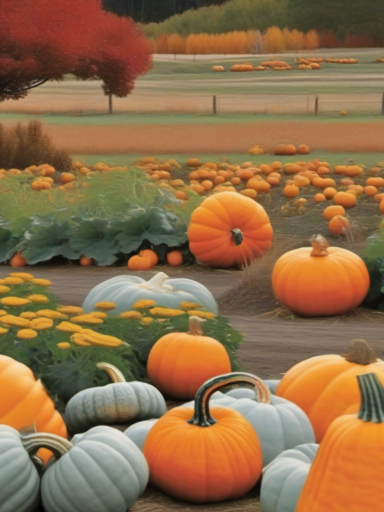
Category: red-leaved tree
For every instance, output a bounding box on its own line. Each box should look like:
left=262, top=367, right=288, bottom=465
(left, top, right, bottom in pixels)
left=0, top=0, right=152, bottom=101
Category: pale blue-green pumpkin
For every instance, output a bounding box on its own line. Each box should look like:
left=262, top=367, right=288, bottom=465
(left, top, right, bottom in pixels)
left=65, top=363, right=167, bottom=435
left=23, top=426, right=149, bottom=512
left=260, top=443, right=319, bottom=512
left=124, top=419, right=159, bottom=451
left=82, top=272, right=218, bottom=315
left=0, top=425, right=41, bottom=512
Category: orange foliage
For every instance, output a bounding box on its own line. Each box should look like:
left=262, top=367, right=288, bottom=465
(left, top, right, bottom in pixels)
left=167, top=34, right=187, bottom=54
left=304, top=30, right=320, bottom=50
left=263, top=26, right=284, bottom=53
left=283, top=28, right=304, bottom=51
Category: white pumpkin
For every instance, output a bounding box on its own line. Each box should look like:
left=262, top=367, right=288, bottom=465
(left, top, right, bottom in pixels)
left=82, top=272, right=218, bottom=315
left=260, top=443, right=319, bottom=512
left=124, top=419, right=158, bottom=451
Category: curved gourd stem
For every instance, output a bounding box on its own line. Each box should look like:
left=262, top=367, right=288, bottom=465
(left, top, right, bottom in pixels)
left=357, top=373, right=384, bottom=423
left=138, top=272, right=171, bottom=291
left=187, top=372, right=271, bottom=427
left=343, top=339, right=378, bottom=365
left=310, top=234, right=329, bottom=256
left=188, top=316, right=205, bottom=335
left=96, top=362, right=126, bottom=383
left=231, top=229, right=243, bottom=246
left=22, top=433, right=73, bottom=459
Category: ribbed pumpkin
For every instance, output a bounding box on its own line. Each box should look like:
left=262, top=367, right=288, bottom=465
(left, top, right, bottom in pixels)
left=272, top=235, right=369, bottom=317
left=147, top=316, right=231, bottom=400
left=0, top=355, right=67, bottom=463
left=276, top=339, right=384, bottom=441
left=143, top=373, right=263, bottom=503
left=296, top=373, right=384, bottom=511
left=188, top=191, right=273, bottom=268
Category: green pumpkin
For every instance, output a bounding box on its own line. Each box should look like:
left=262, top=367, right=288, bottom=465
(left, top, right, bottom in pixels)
left=23, top=426, right=149, bottom=512
left=124, top=419, right=158, bottom=451
left=0, top=425, right=41, bottom=512
left=65, top=363, right=167, bottom=434
left=82, top=271, right=218, bottom=315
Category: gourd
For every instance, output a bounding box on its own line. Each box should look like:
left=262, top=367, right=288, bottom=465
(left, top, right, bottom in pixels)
left=184, top=376, right=315, bottom=466
left=276, top=339, right=384, bottom=441
left=0, top=425, right=41, bottom=512
left=143, top=373, right=264, bottom=503
left=272, top=234, right=370, bottom=316
left=0, top=355, right=67, bottom=463
left=65, top=363, right=167, bottom=434
left=124, top=419, right=158, bottom=450
left=296, top=373, right=384, bottom=511
left=188, top=191, right=273, bottom=268
left=260, top=443, right=319, bottom=512
left=23, top=426, right=149, bottom=512
left=147, top=316, right=231, bottom=400
left=82, top=271, right=218, bottom=315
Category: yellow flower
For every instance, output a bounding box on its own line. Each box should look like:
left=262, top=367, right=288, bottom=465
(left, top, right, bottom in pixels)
left=56, top=321, right=83, bottom=333
left=27, top=294, right=49, bottom=303
left=9, top=272, right=34, bottom=281
left=71, top=315, right=104, bottom=325
left=180, top=301, right=201, bottom=310
left=71, top=333, right=91, bottom=346
left=149, top=307, right=185, bottom=317
left=0, top=279, right=4, bottom=285
left=0, top=310, right=7, bottom=317
left=187, top=310, right=216, bottom=320
left=140, top=317, right=154, bottom=325
left=36, top=310, right=67, bottom=319
left=0, top=297, right=31, bottom=307
left=3, top=277, right=24, bottom=285
left=157, top=319, right=166, bottom=323
left=31, top=278, right=51, bottom=286
left=57, top=342, right=71, bottom=350
left=20, top=312, right=37, bottom=319
left=76, top=329, right=125, bottom=348
left=0, top=327, right=9, bottom=334
left=0, top=286, right=11, bottom=294
left=17, top=329, right=38, bottom=339
left=132, top=300, right=156, bottom=309
left=89, top=312, right=108, bottom=319
left=95, top=301, right=116, bottom=310
left=118, top=311, right=142, bottom=320
left=0, top=315, right=30, bottom=328
left=57, top=306, right=83, bottom=315
left=29, top=318, right=54, bottom=330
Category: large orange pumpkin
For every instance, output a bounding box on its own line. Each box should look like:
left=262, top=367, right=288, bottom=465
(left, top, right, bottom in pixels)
left=143, top=372, right=264, bottom=503
left=187, top=191, right=273, bottom=268
left=272, top=235, right=369, bottom=317
left=0, top=355, right=68, bottom=462
left=276, top=339, right=384, bottom=442
left=296, top=372, right=384, bottom=511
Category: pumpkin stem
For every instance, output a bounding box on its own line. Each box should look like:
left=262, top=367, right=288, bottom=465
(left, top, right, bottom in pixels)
left=357, top=373, right=384, bottom=423
left=187, top=372, right=271, bottom=428
left=138, top=272, right=174, bottom=292
left=231, top=229, right=243, bottom=246
left=310, top=234, right=329, bottom=256
left=96, top=362, right=126, bottom=383
left=22, top=432, right=73, bottom=459
left=344, top=339, right=378, bottom=365
left=188, top=315, right=205, bottom=335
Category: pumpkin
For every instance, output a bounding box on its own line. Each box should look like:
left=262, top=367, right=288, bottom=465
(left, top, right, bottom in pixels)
left=260, top=443, right=319, bottom=512
left=322, top=204, right=345, bottom=220
left=276, top=339, right=384, bottom=442
left=0, top=355, right=67, bottom=464
left=322, top=186, right=337, bottom=199
left=333, top=190, right=356, bottom=207
left=139, top=249, right=158, bottom=266
left=82, top=271, right=218, bottom=315
left=297, top=144, right=310, bottom=154
left=313, top=193, right=326, bottom=202
left=128, top=254, right=153, bottom=271
left=143, top=373, right=263, bottom=503
left=60, top=172, right=75, bottom=184
left=283, top=184, right=299, bottom=197
left=166, top=250, right=183, bottom=266
left=79, top=255, right=94, bottom=266
left=328, top=215, right=349, bottom=235
left=24, top=426, right=149, bottom=512
left=187, top=191, right=273, bottom=268
left=147, top=316, right=231, bottom=400
left=0, top=425, right=41, bottom=512
left=184, top=375, right=315, bottom=466
left=124, top=419, right=158, bottom=450
left=10, top=251, right=27, bottom=267
left=65, top=363, right=167, bottom=434
left=296, top=373, right=384, bottom=511
left=272, top=235, right=369, bottom=317
left=364, top=185, right=377, bottom=196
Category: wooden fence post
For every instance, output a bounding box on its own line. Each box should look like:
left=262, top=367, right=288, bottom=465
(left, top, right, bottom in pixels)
left=213, top=95, right=217, bottom=115
left=315, top=95, right=319, bottom=116
left=108, top=94, right=113, bottom=115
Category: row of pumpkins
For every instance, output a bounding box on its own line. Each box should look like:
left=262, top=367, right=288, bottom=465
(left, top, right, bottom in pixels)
left=1, top=333, right=383, bottom=511
left=212, top=57, right=358, bottom=72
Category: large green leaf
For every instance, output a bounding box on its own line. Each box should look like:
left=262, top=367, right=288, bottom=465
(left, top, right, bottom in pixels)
left=0, top=226, right=21, bottom=262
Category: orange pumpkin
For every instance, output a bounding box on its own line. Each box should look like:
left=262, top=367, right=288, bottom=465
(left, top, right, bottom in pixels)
left=143, top=372, right=263, bottom=503
left=188, top=191, right=273, bottom=268
left=364, top=185, right=377, bottom=197
left=297, top=144, right=310, bottom=154
left=272, top=235, right=370, bottom=317
left=79, top=256, right=94, bottom=266
left=166, top=250, right=183, bottom=267
left=322, top=205, right=346, bottom=221
left=366, top=177, right=384, bottom=187
left=139, top=249, right=158, bottom=266
left=283, top=184, right=299, bottom=197
left=313, top=193, right=326, bottom=202
left=128, top=254, right=154, bottom=271
left=60, top=172, right=75, bottom=184
left=328, top=215, right=349, bottom=235
left=147, top=316, right=231, bottom=400
left=186, top=158, right=201, bottom=168
left=10, top=252, right=27, bottom=267
left=0, top=355, right=67, bottom=462
left=323, top=187, right=337, bottom=199
left=333, top=191, right=356, bottom=208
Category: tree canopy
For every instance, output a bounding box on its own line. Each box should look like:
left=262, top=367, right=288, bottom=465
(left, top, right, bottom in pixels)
left=0, top=0, right=152, bottom=102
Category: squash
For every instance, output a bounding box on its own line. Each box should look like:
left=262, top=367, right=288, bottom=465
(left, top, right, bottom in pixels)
left=276, top=339, right=384, bottom=441
left=272, top=235, right=370, bottom=317
left=296, top=373, right=384, bottom=511
left=143, top=372, right=263, bottom=503
left=128, top=254, right=154, bottom=271
left=82, top=271, right=218, bottom=315
left=24, top=426, right=149, bottom=512
left=260, top=443, right=319, bottom=512
left=188, top=191, right=273, bottom=268
left=10, top=252, right=27, bottom=267
left=139, top=249, right=158, bottom=266
left=328, top=215, right=349, bottom=235
left=65, top=363, right=167, bottom=434
left=124, top=419, right=158, bottom=451
left=0, top=425, right=41, bottom=512
left=79, top=255, right=94, bottom=266
left=147, top=316, right=231, bottom=400
left=166, top=250, right=183, bottom=267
